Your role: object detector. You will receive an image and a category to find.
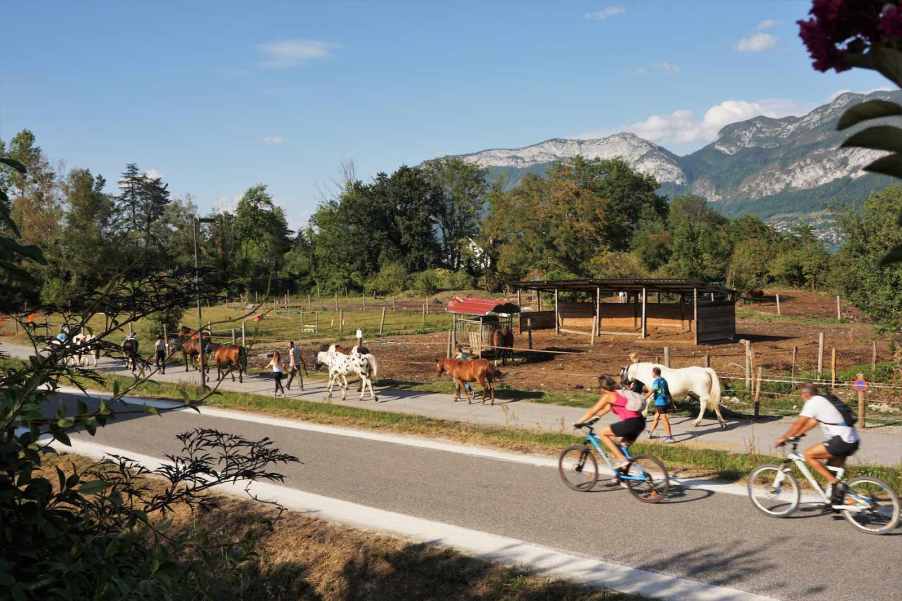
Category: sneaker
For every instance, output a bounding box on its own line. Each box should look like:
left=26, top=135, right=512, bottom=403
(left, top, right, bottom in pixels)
left=646, top=430, right=655, bottom=439
left=663, top=436, right=675, bottom=444
left=830, top=482, right=848, bottom=507
left=612, top=467, right=630, bottom=488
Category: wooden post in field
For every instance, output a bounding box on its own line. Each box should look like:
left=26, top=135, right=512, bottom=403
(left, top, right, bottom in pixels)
left=379, top=307, right=386, bottom=335
left=554, top=289, right=560, bottom=335
left=641, top=288, right=647, bottom=339
left=517, top=289, right=522, bottom=308
left=446, top=328, right=453, bottom=359
left=872, top=341, right=878, bottom=373
left=392, top=297, right=397, bottom=311
left=362, top=294, right=366, bottom=310
left=128, top=323, right=133, bottom=336
left=831, top=347, right=837, bottom=388
left=817, top=332, right=824, bottom=378
left=334, top=293, right=339, bottom=312
left=704, top=353, right=710, bottom=368
left=307, top=294, right=311, bottom=312
left=163, top=324, right=168, bottom=358
left=314, top=311, right=319, bottom=334
left=776, top=294, right=781, bottom=316
left=791, top=346, right=798, bottom=383
left=836, top=296, right=841, bottom=321
left=692, top=288, right=698, bottom=345
left=593, top=286, right=601, bottom=343
left=338, top=309, right=343, bottom=335
left=231, top=328, right=236, bottom=343
left=527, top=318, right=533, bottom=350
left=241, top=321, right=246, bottom=346
left=856, top=372, right=866, bottom=429
left=754, top=366, right=763, bottom=418
left=421, top=304, right=426, bottom=326
left=742, top=339, right=751, bottom=389
left=663, top=346, right=671, bottom=368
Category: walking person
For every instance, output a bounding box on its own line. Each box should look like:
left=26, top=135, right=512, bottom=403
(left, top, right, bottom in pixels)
left=646, top=367, right=675, bottom=442
left=154, top=334, right=168, bottom=374
left=286, top=341, right=306, bottom=391
left=268, top=350, right=286, bottom=396
left=455, top=345, right=475, bottom=397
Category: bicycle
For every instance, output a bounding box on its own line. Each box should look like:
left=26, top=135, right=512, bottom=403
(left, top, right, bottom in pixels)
left=558, top=417, right=670, bottom=503
left=747, top=436, right=900, bottom=535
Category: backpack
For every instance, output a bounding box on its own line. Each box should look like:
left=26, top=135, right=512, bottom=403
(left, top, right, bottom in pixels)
left=822, top=394, right=857, bottom=427
left=619, top=390, right=646, bottom=412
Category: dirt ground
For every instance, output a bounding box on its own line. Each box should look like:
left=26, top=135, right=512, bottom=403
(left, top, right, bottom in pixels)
left=356, top=288, right=899, bottom=404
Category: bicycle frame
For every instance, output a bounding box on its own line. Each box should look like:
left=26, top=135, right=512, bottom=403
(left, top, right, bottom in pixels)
left=778, top=442, right=868, bottom=512
left=581, top=430, right=646, bottom=482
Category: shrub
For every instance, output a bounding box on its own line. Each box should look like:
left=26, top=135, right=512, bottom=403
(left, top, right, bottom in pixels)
left=367, top=262, right=409, bottom=294
left=411, top=269, right=441, bottom=294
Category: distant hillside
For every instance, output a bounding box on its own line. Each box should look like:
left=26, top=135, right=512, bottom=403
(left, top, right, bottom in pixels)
left=440, top=90, right=902, bottom=241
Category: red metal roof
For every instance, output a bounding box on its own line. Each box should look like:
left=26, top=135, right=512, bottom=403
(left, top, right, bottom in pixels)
left=446, top=297, right=520, bottom=316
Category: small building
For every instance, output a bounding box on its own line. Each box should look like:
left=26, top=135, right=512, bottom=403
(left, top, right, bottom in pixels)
left=511, top=278, right=736, bottom=344
left=446, top=297, right=520, bottom=357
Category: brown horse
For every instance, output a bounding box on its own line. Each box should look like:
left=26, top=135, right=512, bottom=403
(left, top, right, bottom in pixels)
left=435, top=358, right=502, bottom=405
left=178, top=326, right=217, bottom=371
left=491, top=327, right=514, bottom=365
left=212, top=344, right=247, bottom=383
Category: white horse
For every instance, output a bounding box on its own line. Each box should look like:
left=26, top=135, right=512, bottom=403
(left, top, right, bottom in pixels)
left=71, top=332, right=100, bottom=367
left=317, top=344, right=379, bottom=401
left=620, top=361, right=725, bottom=429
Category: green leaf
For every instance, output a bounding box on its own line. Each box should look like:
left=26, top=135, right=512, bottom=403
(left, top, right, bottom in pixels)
left=55, top=417, right=74, bottom=429
left=78, top=480, right=107, bottom=494
left=841, top=125, right=902, bottom=153
left=0, top=157, right=26, bottom=173
left=879, top=244, right=902, bottom=266
left=144, top=405, right=160, bottom=416
left=837, top=99, right=902, bottom=130
left=863, top=154, right=902, bottom=179
left=112, top=380, right=121, bottom=396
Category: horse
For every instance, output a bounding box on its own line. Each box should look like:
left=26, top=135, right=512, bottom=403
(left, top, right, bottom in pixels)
left=212, top=344, right=247, bottom=383
left=620, top=360, right=726, bottom=429
left=491, top=327, right=514, bottom=365
left=178, top=327, right=216, bottom=371
left=122, top=336, right=140, bottom=373
left=312, top=344, right=374, bottom=391
left=72, top=332, right=100, bottom=367
left=316, top=344, right=378, bottom=401
left=435, top=358, right=503, bottom=405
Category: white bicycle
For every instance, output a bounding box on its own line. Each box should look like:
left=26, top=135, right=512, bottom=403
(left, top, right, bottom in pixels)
left=748, top=436, right=900, bottom=535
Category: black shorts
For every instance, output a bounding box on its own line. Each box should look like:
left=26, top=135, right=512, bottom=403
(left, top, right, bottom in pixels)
left=824, top=436, right=859, bottom=458
left=653, top=402, right=673, bottom=414
left=611, top=417, right=646, bottom=443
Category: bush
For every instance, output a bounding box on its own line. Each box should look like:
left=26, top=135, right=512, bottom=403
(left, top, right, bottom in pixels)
left=142, top=307, right=184, bottom=339
left=411, top=269, right=441, bottom=295
left=367, top=262, right=409, bottom=294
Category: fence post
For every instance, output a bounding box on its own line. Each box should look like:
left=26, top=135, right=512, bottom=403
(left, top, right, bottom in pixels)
left=791, top=346, right=798, bottom=383
left=856, top=372, right=867, bottom=429
left=817, top=332, right=824, bottom=379
left=392, top=297, right=397, bottom=311
left=641, top=287, right=647, bottom=339
left=704, top=353, right=710, bottom=368
left=872, top=340, right=877, bottom=373
left=314, top=312, right=319, bottom=334
left=836, top=296, right=841, bottom=321
left=776, top=294, right=781, bottom=316
left=422, top=304, right=426, bottom=326
left=241, top=321, right=246, bottom=346
left=742, top=339, right=751, bottom=389
left=362, top=294, right=366, bottom=310
left=831, top=347, right=837, bottom=388
left=527, top=318, right=533, bottom=350
left=338, top=309, right=344, bottom=335
left=307, top=294, right=311, bottom=312
left=446, top=328, right=453, bottom=359
left=554, top=289, right=560, bottom=335
left=334, top=293, right=339, bottom=312
left=379, top=306, right=386, bottom=335
left=231, top=328, right=236, bottom=343
left=663, top=346, right=671, bottom=368
left=754, top=366, right=763, bottom=418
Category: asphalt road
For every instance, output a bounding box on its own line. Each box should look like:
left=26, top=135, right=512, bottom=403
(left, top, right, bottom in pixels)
left=44, top=391, right=901, bottom=601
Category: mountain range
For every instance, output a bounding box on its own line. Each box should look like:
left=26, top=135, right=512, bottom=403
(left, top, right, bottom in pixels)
left=447, top=90, right=902, bottom=242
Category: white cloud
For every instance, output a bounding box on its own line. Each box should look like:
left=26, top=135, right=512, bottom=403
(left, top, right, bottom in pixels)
left=143, top=168, right=162, bottom=180
left=736, top=32, right=777, bottom=52
left=585, top=5, right=624, bottom=21
left=258, top=39, right=335, bottom=68
left=262, top=136, right=285, bottom=145
left=623, top=98, right=810, bottom=146
left=635, top=62, right=680, bottom=75
left=757, top=19, right=779, bottom=30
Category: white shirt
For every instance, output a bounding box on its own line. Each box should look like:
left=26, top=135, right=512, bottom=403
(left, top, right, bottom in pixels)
left=800, top=395, right=859, bottom=444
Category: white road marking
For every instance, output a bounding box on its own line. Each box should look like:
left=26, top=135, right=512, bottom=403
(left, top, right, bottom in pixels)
left=54, top=386, right=758, bottom=499
left=55, top=437, right=778, bottom=601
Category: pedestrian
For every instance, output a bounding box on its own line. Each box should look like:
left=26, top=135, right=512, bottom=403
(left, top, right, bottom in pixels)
left=154, top=334, right=167, bottom=374
left=646, top=367, right=674, bottom=442
left=268, top=350, right=286, bottom=396
left=286, top=340, right=306, bottom=391
left=455, top=345, right=475, bottom=396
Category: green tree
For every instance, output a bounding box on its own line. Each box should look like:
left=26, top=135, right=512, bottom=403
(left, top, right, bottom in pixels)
left=421, top=157, right=487, bottom=270
left=835, top=186, right=902, bottom=327
left=665, top=195, right=731, bottom=281
left=769, top=224, right=829, bottom=290
left=6, top=130, right=61, bottom=248
left=233, top=184, right=292, bottom=294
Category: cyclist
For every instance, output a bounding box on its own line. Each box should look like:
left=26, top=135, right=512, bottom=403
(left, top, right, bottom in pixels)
left=775, top=383, right=860, bottom=506
left=575, top=374, right=645, bottom=477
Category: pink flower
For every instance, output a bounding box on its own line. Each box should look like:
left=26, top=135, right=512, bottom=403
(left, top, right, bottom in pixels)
left=797, top=0, right=886, bottom=72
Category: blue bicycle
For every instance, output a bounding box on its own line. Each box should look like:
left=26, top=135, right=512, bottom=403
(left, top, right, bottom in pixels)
left=559, top=417, right=670, bottom=503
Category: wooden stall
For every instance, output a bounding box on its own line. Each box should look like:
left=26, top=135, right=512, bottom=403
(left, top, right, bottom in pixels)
left=446, top=297, right=520, bottom=358
left=512, top=278, right=736, bottom=345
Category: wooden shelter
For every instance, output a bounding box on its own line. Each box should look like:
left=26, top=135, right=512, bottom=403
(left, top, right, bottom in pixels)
left=446, top=297, right=520, bottom=357
left=512, top=278, right=736, bottom=344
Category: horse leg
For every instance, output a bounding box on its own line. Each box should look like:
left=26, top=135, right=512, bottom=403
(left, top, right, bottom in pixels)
left=327, top=373, right=335, bottom=399
left=478, top=375, right=488, bottom=404
left=341, top=374, right=349, bottom=401
left=694, top=393, right=707, bottom=427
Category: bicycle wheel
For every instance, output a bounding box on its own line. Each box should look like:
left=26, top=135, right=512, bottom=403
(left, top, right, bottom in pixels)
left=558, top=445, right=599, bottom=492
left=841, top=476, right=900, bottom=535
left=747, top=464, right=800, bottom=517
left=623, top=454, right=670, bottom=503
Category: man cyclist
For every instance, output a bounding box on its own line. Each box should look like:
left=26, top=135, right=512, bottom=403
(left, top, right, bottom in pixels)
left=574, top=374, right=645, bottom=478
left=775, top=383, right=860, bottom=506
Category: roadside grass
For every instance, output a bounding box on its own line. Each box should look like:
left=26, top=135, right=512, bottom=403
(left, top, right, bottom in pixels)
left=735, top=306, right=852, bottom=327
left=39, top=453, right=640, bottom=601
left=78, top=371, right=902, bottom=494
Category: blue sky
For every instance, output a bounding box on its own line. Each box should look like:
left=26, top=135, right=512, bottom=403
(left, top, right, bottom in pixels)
left=1, top=1, right=891, bottom=229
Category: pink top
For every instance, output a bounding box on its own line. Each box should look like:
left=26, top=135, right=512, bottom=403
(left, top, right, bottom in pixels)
left=610, top=392, right=642, bottom=421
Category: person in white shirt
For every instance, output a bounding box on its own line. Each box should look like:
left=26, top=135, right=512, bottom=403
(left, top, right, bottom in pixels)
left=775, top=383, right=860, bottom=505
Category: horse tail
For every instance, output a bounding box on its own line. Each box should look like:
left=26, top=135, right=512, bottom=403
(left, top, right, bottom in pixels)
left=367, top=353, right=379, bottom=381
left=705, top=368, right=722, bottom=411
left=239, top=346, right=247, bottom=371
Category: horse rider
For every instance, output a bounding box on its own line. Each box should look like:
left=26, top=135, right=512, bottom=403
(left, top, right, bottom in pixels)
left=286, top=341, right=307, bottom=391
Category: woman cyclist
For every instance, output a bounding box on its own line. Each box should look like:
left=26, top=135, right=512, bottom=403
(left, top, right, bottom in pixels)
left=574, top=374, right=646, bottom=476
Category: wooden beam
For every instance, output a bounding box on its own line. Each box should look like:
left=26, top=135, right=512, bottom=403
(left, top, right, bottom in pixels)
left=693, top=288, right=699, bottom=345
left=640, top=288, right=647, bottom=339
left=554, top=289, right=560, bottom=335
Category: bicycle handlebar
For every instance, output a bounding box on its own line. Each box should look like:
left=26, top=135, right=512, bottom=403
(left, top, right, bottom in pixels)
left=574, top=417, right=600, bottom=429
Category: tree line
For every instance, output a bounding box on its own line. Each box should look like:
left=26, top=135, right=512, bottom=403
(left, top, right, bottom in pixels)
left=3, top=128, right=902, bottom=327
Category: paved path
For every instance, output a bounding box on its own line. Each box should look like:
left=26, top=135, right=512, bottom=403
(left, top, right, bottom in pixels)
left=41, top=390, right=902, bottom=601
left=3, top=341, right=900, bottom=466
